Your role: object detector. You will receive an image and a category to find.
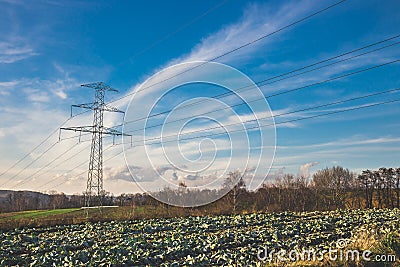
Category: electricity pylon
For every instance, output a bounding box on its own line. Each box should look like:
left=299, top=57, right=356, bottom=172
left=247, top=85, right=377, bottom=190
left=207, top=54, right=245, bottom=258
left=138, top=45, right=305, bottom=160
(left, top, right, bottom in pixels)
left=60, top=82, right=128, bottom=208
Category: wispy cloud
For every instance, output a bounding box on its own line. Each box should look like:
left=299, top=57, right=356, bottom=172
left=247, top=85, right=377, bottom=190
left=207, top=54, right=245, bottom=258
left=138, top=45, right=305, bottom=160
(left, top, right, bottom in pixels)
left=0, top=81, right=19, bottom=96
left=278, top=136, right=400, bottom=150
left=272, top=135, right=400, bottom=176
left=0, top=39, right=38, bottom=64
left=24, top=88, right=50, bottom=103
left=169, top=1, right=315, bottom=65
left=0, top=75, right=79, bottom=103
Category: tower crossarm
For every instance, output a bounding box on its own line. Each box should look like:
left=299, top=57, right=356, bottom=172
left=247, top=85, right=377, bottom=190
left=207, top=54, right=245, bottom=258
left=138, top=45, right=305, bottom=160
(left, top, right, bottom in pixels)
left=71, top=103, right=124, bottom=116
left=71, top=103, right=95, bottom=116
left=60, top=126, right=131, bottom=136
left=103, top=105, right=125, bottom=114
left=60, top=126, right=95, bottom=135
left=81, top=82, right=118, bottom=92
left=102, top=127, right=132, bottom=137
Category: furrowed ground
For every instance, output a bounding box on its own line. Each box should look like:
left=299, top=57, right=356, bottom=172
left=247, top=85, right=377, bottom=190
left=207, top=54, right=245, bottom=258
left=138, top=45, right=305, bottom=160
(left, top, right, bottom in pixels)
left=0, top=209, right=399, bottom=266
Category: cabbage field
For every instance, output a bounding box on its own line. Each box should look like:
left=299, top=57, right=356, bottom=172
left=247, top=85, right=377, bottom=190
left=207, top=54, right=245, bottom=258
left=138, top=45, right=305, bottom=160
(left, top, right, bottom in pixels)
left=1, top=209, right=399, bottom=266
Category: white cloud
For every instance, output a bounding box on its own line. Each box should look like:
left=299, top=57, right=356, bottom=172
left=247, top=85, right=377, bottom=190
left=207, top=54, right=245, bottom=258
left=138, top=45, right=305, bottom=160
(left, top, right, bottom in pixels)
left=169, top=1, right=314, bottom=65
left=0, top=39, right=38, bottom=64
left=272, top=136, right=400, bottom=177
left=1, top=76, right=79, bottom=104
left=0, top=81, right=19, bottom=87
left=54, top=89, right=67, bottom=99
left=299, top=162, right=319, bottom=178
left=277, top=136, right=400, bottom=150
left=0, top=81, right=19, bottom=96
left=24, top=88, right=50, bottom=103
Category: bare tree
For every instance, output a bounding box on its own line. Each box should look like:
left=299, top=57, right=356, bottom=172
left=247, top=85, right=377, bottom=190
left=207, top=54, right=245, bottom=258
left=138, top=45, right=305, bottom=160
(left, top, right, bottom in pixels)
left=48, top=191, right=67, bottom=209
left=276, top=174, right=296, bottom=210
left=396, top=168, right=400, bottom=208
left=178, top=181, right=188, bottom=207
left=222, top=170, right=246, bottom=214
left=358, top=170, right=372, bottom=208
left=313, top=166, right=355, bottom=209
left=14, top=191, right=27, bottom=211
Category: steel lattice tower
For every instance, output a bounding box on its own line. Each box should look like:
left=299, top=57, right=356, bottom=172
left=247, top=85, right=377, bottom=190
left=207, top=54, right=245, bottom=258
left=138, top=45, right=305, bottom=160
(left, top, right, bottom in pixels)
left=60, top=82, right=128, bottom=207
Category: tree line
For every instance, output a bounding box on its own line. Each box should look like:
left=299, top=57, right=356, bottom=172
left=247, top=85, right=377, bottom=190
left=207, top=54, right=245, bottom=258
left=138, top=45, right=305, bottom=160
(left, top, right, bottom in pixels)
left=1, top=166, right=399, bottom=213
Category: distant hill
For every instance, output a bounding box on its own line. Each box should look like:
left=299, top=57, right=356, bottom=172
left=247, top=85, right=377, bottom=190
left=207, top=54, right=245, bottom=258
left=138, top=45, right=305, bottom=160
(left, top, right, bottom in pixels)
left=0, top=189, right=50, bottom=201
left=0, top=190, right=53, bottom=212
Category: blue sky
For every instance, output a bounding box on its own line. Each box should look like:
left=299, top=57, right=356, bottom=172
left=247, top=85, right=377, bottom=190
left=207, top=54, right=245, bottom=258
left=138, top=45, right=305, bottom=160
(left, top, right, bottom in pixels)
left=0, top=0, right=399, bottom=194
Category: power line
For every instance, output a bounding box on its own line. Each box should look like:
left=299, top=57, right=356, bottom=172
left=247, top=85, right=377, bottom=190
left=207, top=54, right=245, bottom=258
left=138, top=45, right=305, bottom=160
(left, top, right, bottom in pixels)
left=37, top=143, right=91, bottom=174
left=123, top=0, right=229, bottom=63
left=257, top=42, right=400, bottom=89
left=43, top=146, right=124, bottom=192
left=251, top=34, right=400, bottom=85
left=0, top=1, right=353, bottom=193
left=0, top=141, right=59, bottom=188
left=15, top=0, right=349, bottom=162
left=2, top=128, right=107, bottom=191
left=35, top=157, right=89, bottom=191
left=5, top=1, right=394, bottom=193
left=100, top=0, right=348, bottom=107
left=143, top=98, right=400, bottom=146
left=205, top=0, right=348, bottom=64
left=120, top=38, right=400, bottom=130
left=3, top=125, right=115, bottom=191
left=121, top=57, right=400, bottom=135
left=266, top=59, right=400, bottom=98
left=69, top=34, right=397, bottom=141
left=52, top=2, right=230, bottom=121
left=13, top=142, right=90, bottom=189
left=134, top=88, right=400, bottom=143
left=8, top=39, right=396, bottom=187
left=55, top=45, right=400, bottom=144
left=118, top=93, right=400, bottom=147
left=37, top=91, right=400, bottom=191
left=0, top=117, right=71, bottom=181
left=26, top=0, right=348, bottom=130
left=34, top=144, right=116, bottom=191
left=30, top=139, right=119, bottom=191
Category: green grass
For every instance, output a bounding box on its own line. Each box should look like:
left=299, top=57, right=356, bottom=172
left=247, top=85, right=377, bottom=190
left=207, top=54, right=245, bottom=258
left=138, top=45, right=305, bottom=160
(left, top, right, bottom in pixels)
left=0, top=205, right=191, bottom=230
left=0, top=208, right=80, bottom=220
left=0, top=210, right=39, bottom=219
